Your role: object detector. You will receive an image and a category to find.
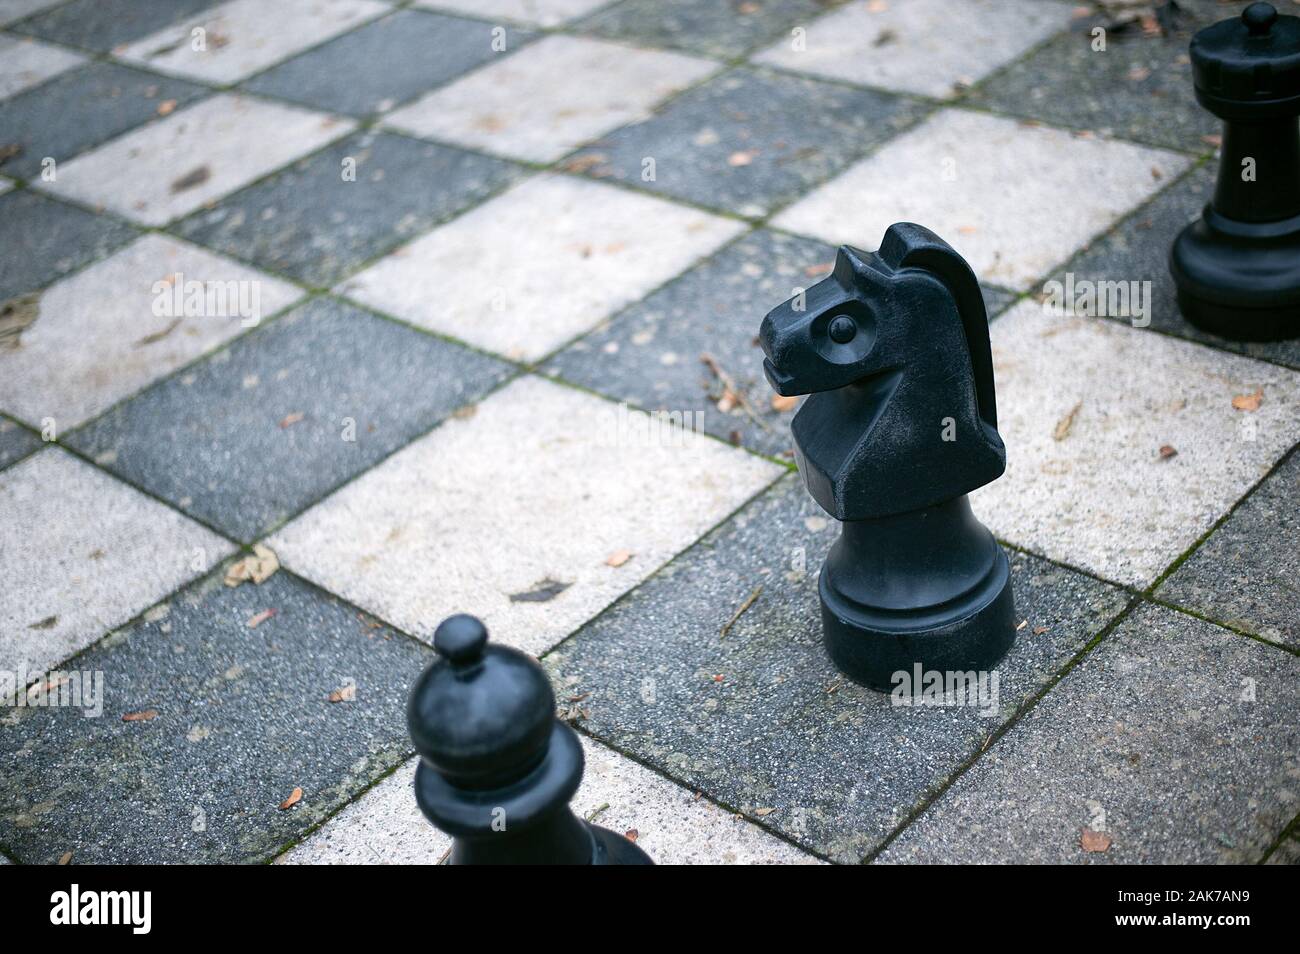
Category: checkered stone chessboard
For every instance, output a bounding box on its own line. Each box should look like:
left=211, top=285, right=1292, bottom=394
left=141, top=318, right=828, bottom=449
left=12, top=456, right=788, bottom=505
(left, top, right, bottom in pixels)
left=0, top=0, right=1297, bottom=866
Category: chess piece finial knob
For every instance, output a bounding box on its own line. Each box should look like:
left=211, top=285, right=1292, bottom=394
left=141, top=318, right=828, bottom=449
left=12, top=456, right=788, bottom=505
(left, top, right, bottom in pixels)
left=1244, top=2, right=1277, bottom=36
left=408, top=615, right=652, bottom=864
left=1171, top=1, right=1300, bottom=340
left=759, top=223, right=1016, bottom=691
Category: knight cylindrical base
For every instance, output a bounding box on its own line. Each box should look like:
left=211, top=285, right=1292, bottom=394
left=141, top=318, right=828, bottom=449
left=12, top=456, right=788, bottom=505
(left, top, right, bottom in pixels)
left=817, top=496, right=1016, bottom=692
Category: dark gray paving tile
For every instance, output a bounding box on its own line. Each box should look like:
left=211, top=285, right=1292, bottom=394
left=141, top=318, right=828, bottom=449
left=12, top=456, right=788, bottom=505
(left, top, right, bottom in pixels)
left=968, top=0, right=1253, bottom=152
left=68, top=297, right=513, bottom=542
left=0, top=61, right=209, bottom=180
left=1158, top=451, right=1300, bottom=648
left=1054, top=164, right=1300, bottom=370
left=545, top=475, right=1130, bottom=863
left=879, top=603, right=1300, bottom=864
left=544, top=228, right=826, bottom=458
left=243, top=10, right=532, bottom=118
left=13, top=0, right=219, bottom=52
left=174, top=130, right=521, bottom=287
left=0, top=566, right=432, bottom=864
left=563, top=66, right=919, bottom=218
left=579, top=0, right=832, bottom=59
left=545, top=228, right=1019, bottom=459
left=982, top=283, right=1017, bottom=319
left=0, top=416, right=40, bottom=469
left=0, top=189, right=136, bottom=301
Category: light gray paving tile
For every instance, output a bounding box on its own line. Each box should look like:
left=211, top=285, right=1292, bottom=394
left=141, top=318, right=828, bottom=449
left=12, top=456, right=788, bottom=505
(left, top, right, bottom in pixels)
left=116, top=0, right=389, bottom=84
left=279, top=736, right=818, bottom=864
left=414, top=0, right=608, bottom=28
left=270, top=374, right=782, bottom=656
left=0, top=448, right=234, bottom=679
left=0, top=35, right=83, bottom=100
left=338, top=173, right=744, bottom=361
left=754, top=0, right=1075, bottom=100
left=40, top=93, right=354, bottom=226
left=384, top=34, right=719, bottom=163
left=772, top=108, right=1189, bottom=290
left=0, top=233, right=303, bottom=429
left=972, top=301, right=1300, bottom=587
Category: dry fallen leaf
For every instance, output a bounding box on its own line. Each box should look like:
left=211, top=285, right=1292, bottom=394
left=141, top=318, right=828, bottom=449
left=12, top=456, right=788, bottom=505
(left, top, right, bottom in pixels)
left=1016, top=618, right=1029, bottom=631
left=559, top=153, right=608, bottom=175
left=754, top=807, right=776, bottom=817
left=509, top=578, right=570, bottom=603
left=246, top=608, right=277, bottom=628
left=1231, top=389, right=1263, bottom=412
left=1033, top=625, right=1049, bottom=635
left=122, top=709, right=159, bottom=722
left=605, top=549, right=634, bottom=568
left=727, top=150, right=758, bottom=167
left=280, top=787, right=303, bottom=810
left=156, top=99, right=177, bottom=116
left=278, top=411, right=304, bottom=428
left=328, top=683, right=357, bottom=703
left=1053, top=401, right=1083, bottom=441
left=624, top=829, right=640, bottom=842
left=1158, top=444, right=1178, bottom=459
left=58, top=851, right=72, bottom=865
left=224, top=544, right=280, bottom=587
left=771, top=394, right=799, bottom=413
left=1081, top=828, right=1112, bottom=853
left=170, top=165, right=210, bottom=193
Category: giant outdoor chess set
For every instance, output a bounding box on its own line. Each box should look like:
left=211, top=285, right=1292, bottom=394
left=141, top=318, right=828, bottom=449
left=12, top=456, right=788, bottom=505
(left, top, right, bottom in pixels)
left=0, top=0, right=1298, bottom=865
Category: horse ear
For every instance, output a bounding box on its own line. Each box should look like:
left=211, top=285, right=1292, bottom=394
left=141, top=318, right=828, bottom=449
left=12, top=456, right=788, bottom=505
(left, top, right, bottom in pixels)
left=877, top=223, right=998, bottom=432
left=831, top=244, right=891, bottom=297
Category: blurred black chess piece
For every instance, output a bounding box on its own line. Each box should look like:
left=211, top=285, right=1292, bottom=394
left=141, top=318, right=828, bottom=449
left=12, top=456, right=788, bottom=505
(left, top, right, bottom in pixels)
left=1171, top=1, right=1300, bottom=341
left=759, top=223, right=1015, bottom=691
left=408, top=614, right=653, bottom=865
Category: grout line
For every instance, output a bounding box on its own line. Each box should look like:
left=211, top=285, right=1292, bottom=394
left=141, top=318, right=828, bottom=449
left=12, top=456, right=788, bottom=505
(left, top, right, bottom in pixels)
left=4, top=0, right=1297, bottom=868
left=860, top=594, right=1146, bottom=863
left=1144, top=438, right=1300, bottom=595
left=569, top=721, right=838, bottom=864
left=1257, top=811, right=1300, bottom=864
left=538, top=470, right=794, bottom=669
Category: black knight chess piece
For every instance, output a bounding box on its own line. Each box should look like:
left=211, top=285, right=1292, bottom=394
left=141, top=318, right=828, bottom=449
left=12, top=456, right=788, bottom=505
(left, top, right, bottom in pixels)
left=407, top=614, right=653, bottom=865
left=758, top=223, right=1015, bottom=691
left=1170, top=1, right=1300, bottom=341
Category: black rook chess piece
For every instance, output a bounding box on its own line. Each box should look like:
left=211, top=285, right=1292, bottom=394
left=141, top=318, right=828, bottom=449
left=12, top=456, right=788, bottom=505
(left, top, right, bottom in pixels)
left=758, top=223, right=1016, bottom=691
left=407, top=614, right=653, bottom=865
left=1170, top=1, right=1300, bottom=341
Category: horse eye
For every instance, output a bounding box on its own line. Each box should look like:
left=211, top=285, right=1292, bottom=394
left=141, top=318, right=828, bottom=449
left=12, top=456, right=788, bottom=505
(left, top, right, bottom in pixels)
left=828, top=315, right=857, bottom=344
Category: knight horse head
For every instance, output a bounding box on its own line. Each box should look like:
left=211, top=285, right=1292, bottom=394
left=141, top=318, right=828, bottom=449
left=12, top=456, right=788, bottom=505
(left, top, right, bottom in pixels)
left=759, top=223, right=1007, bottom=521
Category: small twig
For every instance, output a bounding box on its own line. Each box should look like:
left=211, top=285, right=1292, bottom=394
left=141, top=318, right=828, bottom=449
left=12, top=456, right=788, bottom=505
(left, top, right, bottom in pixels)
left=720, top=585, right=763, bottom=638
left=701, top=353, right=771, bottom=432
